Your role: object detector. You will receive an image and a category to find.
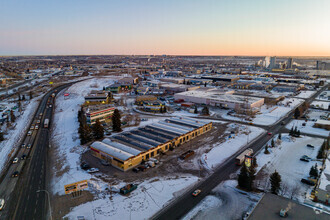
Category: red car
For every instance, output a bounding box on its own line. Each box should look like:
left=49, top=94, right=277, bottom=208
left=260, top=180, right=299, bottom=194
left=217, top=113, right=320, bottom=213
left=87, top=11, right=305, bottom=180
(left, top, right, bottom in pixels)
left=267, top=132, right=272, bottom=135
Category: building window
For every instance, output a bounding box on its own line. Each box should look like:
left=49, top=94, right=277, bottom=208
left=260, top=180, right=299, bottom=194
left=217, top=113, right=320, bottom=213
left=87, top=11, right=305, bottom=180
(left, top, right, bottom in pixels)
left=151, top=152, right=154, bottom=157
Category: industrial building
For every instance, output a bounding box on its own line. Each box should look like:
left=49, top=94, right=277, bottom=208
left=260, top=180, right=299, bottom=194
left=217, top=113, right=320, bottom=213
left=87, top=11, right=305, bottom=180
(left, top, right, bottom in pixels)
left=89, top=117, right=212, bottom=171
left=84, top=90, right=112, bottom=105
left=174, top=88, right=264, bottom=110
left=84, top=105, right=116, bottom=125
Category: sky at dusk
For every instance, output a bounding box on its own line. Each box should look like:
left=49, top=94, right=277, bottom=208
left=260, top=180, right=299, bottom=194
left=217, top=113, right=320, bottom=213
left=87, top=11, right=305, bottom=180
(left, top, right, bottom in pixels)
left=1, top=0, right=330, bottom=56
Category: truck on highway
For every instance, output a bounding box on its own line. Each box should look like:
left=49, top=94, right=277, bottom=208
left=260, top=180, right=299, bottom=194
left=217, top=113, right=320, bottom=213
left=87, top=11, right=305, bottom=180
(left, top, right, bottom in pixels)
left=235, top=148, right=253, bottom=165
left=44, top=118, right=49, bottom=128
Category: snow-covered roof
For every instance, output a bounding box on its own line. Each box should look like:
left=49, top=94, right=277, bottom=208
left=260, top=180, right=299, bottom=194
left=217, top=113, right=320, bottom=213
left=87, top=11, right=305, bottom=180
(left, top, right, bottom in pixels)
left=91, top=141, right=134, bottom=161
left=102, top=138, right=142, bottom=156
left=315, top=119, right=330, bottom=125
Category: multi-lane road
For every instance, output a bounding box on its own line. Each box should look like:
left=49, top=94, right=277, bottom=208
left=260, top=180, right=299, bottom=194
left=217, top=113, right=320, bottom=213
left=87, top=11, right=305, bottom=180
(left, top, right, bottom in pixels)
left=0, top=83, right=73, bottom=220
left=153, top=85, right=329, bottom=220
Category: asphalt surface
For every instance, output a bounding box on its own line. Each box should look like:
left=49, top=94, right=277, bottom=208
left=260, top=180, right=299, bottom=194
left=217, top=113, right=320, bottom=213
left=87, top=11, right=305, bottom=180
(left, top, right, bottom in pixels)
left=152, top=85, right=329, bottom=220
left=0, top=83, right=73, bottom=220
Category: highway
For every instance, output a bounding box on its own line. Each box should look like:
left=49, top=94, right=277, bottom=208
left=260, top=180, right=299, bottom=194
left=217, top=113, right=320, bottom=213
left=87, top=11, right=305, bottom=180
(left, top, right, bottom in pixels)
left=152, top=85, right=329, bottom=220
left=0, top=83, right=73, bottom=220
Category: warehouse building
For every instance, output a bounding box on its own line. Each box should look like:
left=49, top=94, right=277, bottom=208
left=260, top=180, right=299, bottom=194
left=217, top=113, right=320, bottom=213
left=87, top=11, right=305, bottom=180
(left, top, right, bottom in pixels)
left=84, top=90, right=112, bottom=105
left=89, top=117, right=212, bottom=171
left=174, top=88, right=264, bottom=110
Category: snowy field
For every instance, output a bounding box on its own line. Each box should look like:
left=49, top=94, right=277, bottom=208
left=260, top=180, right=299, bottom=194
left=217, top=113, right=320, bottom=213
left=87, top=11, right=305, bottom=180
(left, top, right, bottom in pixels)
left=315, top=91, right=330, bottom=101
left=182, top=180, right=260, bottom=220
left=202, top=124, right=264, bottom=170
left=311, top=101, right=329, bottom=110
left=295, top=90, right=316, bottom=99
left=0, top=97, right=40, bottom=172
left=286, top=120, right=329, bottom=138
left=255, top=134, right=324, bottom=202
left=51, top=77, right=118, bottom=195
left=65, top=175, right=198, bottom=220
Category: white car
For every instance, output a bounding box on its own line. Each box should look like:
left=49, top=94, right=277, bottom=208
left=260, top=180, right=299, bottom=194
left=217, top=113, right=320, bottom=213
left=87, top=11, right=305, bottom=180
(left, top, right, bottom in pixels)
left=35, top=125, right=39, bottom=130
left=87, top=168, right=99, bottom=173
left=13, top=158, right=18, bottom=163
left=0, top=198, right=4, bottom=211
left=27, top=131, right=32, bottom=136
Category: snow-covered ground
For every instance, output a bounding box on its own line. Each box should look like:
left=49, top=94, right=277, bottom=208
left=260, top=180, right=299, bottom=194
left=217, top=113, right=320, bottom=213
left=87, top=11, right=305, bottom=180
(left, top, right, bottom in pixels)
left=51, top=77, right=117, bottom=195
left=295, top=90, right=316, bottom=99
left=202, top=124, right=264, bottom=170
left=0, top=97, right=40, bottom=172
left=311, top=101, right=329, bottom=110
left=255, top=134, right=324, bottom=202
left=286, top=120, right=329, bottom=138
left=182, top=180, right=260, bottom=220
left=315, top=91, right=330, bottom=101
left=65, top=175, right=198, bottom=220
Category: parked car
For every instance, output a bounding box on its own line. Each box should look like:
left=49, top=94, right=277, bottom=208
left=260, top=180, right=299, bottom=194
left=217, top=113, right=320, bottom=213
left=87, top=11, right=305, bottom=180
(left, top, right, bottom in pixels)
left=12, top=158, right=18, bottom=163
left=301, top=178, right=315, bottom=186
left=30, top=125, right=34, bottom=130
left=36, top=120, right=41, bottom=124
left=300, top=155, right=310, bottom=162
left=21, top=144, right=26, bottom=148
left=27, top=131, right=32, bottom=136
left=281, top=121, right=285, bottom=125
left=147, top=161, right=155, bottom=168
left=132, top=168, right=140, bottom=173
left=138, top=165, right=147, bottom=172
left=11, top=171, right=19, bottom=177
left=192, top=189, right=201, bottom=197
left=27, top=144, right=31, bottom=149
left=39, top=113, right=43, bottom=116
left=21, top=154, right=27, bottom=160
left=87, top=168, right=99, bottom=173
left=149, top=158, right=159, bottom=164
left=306, top=144, right=315, bottom=148
left=267, top=132, right=272, bottom=135
left=35, top=125, right=39, bottom=130
left=80, top=162, right=90, bottom=170
left=100, top=160, right=110, bottom=166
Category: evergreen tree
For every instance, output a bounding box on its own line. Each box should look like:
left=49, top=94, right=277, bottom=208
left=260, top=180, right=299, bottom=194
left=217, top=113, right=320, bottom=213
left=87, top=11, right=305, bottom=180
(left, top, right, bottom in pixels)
left=92, top=119, right=104, bottom=140
left=289, top=127, right=294, bottom=136
left=271, top=139, right=275, bottom=148
left=264, top=145, right=270, bottom=154
left=103, top=86, right=105, bottom=90
left=10, top=110, right=16, bottom=123
left=238, top=163, right=249, bottom=189
left=278, top=133, right=282, bottom=140
left=163, top=106, right=167, bottom=113
left=194, top=106, right=198, bottom=114
left=252, top=157, right=258, bottom=168
left=22, top=94, right=26, bottom=100
left=0, top=131, right=4, bottom=141
left=159, top=106, right=163, bottom=113
left=297, top=130, right=300, bottom=137
left=294, top=126, right=298, bottom=135
left=29, top=91, right=33, bottom=100
left=309, top=164, right=318, bottom=178
left=270, top=170, right=281, bottom=195
left=204, top=82, right=207, bottom=87
left=294, top=108, right=300, bottom=119
left=248, top=164, right=256, bottom=191
left=112, top=109, right=122, bottom=132
left=18, top=93, right=21, bottom=101
left=202, top=106, right=209, bottom=115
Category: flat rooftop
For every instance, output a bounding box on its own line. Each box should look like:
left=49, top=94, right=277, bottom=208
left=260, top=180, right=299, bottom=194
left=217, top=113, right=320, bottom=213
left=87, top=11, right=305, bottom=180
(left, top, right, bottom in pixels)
left=248, top=193, right=329, bottom=220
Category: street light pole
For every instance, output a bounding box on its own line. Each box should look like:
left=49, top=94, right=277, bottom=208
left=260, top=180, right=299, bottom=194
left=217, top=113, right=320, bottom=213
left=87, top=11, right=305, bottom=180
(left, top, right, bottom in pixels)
left=37, top=189, right=52, bottom=220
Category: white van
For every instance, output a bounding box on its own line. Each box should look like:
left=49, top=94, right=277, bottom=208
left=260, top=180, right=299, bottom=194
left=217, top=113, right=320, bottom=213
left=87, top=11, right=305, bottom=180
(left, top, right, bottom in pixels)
left=147, top=161, right=155, bottom=168
left=149, top=158, right=159, bottom=164
left=0, top=198, right=4, bottom=211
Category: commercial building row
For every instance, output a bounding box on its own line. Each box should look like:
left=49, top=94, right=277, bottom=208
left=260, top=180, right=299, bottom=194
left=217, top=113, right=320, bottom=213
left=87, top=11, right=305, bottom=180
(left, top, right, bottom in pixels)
left=89, top=117, right=212, bottom=171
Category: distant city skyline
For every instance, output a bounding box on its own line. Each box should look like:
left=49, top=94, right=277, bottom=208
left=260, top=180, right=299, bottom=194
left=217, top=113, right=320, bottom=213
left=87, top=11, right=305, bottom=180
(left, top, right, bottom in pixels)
left=1, top=0, right=330, bottom=56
